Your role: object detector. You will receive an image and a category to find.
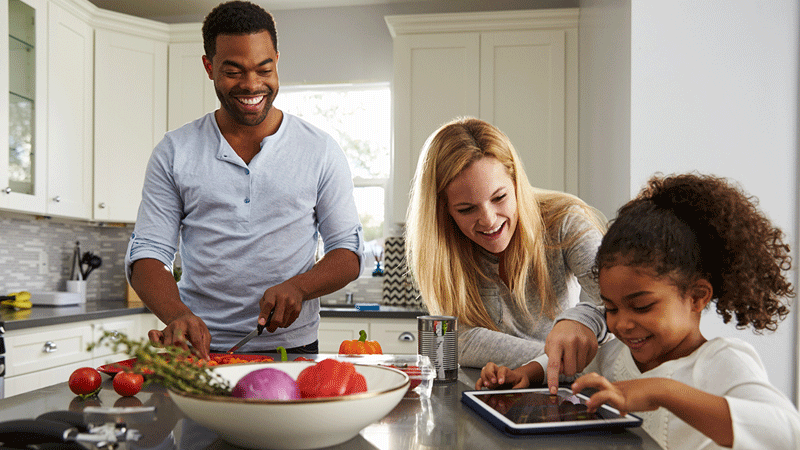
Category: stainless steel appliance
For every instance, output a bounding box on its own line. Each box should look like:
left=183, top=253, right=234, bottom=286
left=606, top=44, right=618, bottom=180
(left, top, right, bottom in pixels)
left=0, top=321, right=5, bottom=399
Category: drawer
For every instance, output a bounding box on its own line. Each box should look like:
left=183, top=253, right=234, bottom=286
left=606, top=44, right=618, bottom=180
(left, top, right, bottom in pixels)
left=317, top=319, right=365, bottom=353
left=92, top=317, right=139, bottom=359
left=369, top=319, right=417, bottom=355
left=6, top=323, right=93, bottom=377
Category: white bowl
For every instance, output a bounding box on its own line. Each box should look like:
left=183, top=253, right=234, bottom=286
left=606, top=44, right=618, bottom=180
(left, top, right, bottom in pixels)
left=168, top=361, right=409, bottom=449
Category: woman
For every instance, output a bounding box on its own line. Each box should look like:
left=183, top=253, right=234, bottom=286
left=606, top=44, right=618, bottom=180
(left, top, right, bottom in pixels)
left=405, top=117, right=608, bottom=374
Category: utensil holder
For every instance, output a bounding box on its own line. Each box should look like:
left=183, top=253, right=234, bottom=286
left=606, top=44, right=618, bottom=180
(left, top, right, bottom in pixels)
left=66, top=280, right=87, bottom=303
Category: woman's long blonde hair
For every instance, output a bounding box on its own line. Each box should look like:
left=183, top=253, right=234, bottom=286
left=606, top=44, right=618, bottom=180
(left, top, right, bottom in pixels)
left=405, top=117, right=604, bottom=330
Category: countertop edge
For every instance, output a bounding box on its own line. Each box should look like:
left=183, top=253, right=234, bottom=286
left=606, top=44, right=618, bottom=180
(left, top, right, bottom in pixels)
left=4, top=303, right=427, bottom=331
left=3, top=304, right=151, bottom=331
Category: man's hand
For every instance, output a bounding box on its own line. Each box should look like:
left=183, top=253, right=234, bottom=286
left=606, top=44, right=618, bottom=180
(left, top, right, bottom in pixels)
left=544, top=319, right=598, bottom=394
left=259, top=281, right=305, bottom=333
left=147, top=312, right=211, bottom=359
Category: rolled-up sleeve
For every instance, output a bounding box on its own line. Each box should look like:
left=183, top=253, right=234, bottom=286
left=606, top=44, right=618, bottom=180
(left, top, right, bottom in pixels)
left=315, top=135, right=365, bottom=274
left=124, top=136, right=182, bottom=281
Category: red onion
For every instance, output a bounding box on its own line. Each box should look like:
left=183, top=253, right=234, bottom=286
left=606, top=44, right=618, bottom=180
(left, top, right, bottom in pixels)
left=231, top=368, right=300, bottom=400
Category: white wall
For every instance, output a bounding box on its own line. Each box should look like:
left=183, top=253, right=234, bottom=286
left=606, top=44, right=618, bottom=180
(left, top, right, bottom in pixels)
left=271, top=1, right=574, bottom=86
left=579, top=0, right=800, bottom=403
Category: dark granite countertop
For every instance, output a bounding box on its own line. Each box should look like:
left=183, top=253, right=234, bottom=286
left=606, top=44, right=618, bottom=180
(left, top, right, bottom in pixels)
left=1, top=300, right=150, bottom=331
left=2, top=300, right=427, bottom=331
left=0, top=364, right=661, bottom=449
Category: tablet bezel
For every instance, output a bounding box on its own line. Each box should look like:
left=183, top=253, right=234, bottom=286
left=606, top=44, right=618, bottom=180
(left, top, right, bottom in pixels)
left=461, top=387, right=642, bottom=435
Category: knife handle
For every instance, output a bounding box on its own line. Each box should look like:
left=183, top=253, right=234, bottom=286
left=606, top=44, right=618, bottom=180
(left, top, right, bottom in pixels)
left=260, top=307, right=274, bottom=334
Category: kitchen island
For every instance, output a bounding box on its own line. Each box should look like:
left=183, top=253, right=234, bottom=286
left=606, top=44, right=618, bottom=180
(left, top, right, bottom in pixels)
left=0, top=362, right=661, bottom=449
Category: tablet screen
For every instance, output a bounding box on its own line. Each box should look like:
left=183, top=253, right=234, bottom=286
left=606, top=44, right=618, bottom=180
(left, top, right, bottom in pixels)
left=474, top=390, right=603, bottom=424
left=462, top=388, right=642, bottom=435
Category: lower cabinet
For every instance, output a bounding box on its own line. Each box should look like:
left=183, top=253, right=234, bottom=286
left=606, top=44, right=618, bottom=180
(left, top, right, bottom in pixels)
left=4, top=313, right=158, bottom=397
left=318, top=317, right=417, bottom=354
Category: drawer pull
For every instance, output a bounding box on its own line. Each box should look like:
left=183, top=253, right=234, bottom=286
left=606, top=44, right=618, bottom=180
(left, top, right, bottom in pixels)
left=398, top=331, right=416, bottom=342
left=43, top=341, right=58, bottom=353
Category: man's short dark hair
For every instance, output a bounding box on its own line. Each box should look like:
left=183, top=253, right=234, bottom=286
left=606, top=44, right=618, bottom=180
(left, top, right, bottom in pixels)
left=202, top=1, right=278, bottom=60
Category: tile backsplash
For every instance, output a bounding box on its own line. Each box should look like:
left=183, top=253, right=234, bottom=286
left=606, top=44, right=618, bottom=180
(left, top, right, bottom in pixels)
left=0, top=212, right=425, bottom=310
left=0, top=211, right=131, bottom=301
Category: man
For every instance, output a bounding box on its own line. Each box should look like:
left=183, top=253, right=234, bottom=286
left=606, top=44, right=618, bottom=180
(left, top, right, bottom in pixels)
left=125, top=0, right=363, bottom=358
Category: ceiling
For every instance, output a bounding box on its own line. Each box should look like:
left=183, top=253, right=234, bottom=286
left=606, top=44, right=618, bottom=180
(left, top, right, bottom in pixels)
left=87, top=0, right=429, bottom=22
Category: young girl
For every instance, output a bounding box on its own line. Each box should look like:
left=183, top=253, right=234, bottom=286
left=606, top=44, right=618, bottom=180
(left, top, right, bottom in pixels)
left=405, top=117, right=609, bottom=373
left=476, top=173, right=800, bottom=449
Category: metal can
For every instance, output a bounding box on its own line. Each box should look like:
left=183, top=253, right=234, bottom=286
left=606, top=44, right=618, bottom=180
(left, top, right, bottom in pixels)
left=418, top=315, right=458, bottom=382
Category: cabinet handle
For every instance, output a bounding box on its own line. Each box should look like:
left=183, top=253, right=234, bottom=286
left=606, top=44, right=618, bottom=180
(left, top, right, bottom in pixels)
left=398, top=331, right=415, bottom=342
left=3, top=187, right=10, bottom=194
left=53, top=196, right=61, bottom=202
left=98, top=202, right=106, bottom=209
left=43, top=341, right=58, bottom=353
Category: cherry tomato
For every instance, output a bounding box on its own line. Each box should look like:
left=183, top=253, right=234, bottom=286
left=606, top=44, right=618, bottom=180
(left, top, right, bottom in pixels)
left=68, top=367, right=102, bottom=396
left=113, top=372, right=144, bottom=397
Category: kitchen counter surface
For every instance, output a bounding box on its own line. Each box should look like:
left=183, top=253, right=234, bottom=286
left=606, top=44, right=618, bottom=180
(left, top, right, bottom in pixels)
left=0, top=362, right=661, bottom=449
left=1, top=300, right=150, bottom=331
left=1, top=300, right=426, bottom=331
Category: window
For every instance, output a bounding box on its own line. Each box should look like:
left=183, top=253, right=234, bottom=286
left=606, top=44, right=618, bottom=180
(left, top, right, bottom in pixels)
left=274, top=83, right=390, bottom=270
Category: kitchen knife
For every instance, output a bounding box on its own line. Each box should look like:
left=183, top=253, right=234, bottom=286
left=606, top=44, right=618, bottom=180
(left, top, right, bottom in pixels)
left=226, top=308, right=273, bottom=354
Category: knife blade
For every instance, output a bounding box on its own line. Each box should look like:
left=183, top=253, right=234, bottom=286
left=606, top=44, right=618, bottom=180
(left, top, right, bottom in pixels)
left=226, top=308, right=273, bottom=354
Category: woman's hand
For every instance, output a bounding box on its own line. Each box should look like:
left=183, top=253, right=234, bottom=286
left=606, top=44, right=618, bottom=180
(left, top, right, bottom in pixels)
left=544, top=319, right=598, bottom=393
left=571, top=372, right=660, bottom=415
left=475, top=362, right=531, bottom=390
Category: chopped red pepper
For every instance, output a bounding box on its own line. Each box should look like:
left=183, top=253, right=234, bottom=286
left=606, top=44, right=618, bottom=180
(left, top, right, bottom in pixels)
left=296, top=359, right=367, bottom=398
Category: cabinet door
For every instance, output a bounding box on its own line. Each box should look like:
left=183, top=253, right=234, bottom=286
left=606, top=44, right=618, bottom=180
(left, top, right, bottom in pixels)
left=1, top=0, right=48, bottom=214
left=480, top=29, right=577, bottom=194
left=368, top=318, right=417, bottom=354
left=5, top=361, right=88, bottom=398
left=317, top=319, right=364, bottom=353
left=168, top=41, right=217, bottom=131
left=93, top=28, right=167, bottom=222
left=390, top=32, right=480, bottom=228
left=46, top=1, right=92, bottom=219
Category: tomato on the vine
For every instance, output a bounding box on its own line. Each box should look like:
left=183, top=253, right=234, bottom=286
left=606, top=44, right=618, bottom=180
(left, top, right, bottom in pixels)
left=113, top=372, right=144, bottom=397
left=69, top=367, right=102, bottom=397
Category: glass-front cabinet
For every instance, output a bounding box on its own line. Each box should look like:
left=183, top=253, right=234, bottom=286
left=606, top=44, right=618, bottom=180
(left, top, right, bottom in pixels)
left=1, top=0, right=46, bottom=213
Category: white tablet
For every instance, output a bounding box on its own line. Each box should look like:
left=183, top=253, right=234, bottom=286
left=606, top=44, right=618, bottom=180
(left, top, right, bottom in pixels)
left=462, top=388, right=642, bottom=435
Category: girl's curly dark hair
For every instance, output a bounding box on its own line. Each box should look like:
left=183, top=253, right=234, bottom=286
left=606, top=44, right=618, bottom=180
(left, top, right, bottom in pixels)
left=595, top=173, right=793, bottom=332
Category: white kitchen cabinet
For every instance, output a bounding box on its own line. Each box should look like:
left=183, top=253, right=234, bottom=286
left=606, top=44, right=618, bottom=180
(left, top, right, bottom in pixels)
left=91, top=316, right=139, bottom=366
left=4, top=313, right=155, bottom=397
left=93, top=26, right=167, bottom=223
left=1, top=0, right=48, bottom=214
left=45, top=0, right=93, bottom=219
left=318, top=318, right=364, bottom=353
left=367, top=318, right=417, bottom=355
left=318, top=317, right=417, bottom=354
left=168, top=24, right=218, bottom=131
left=385, top=9, right=579, bottom=230
left=5, top=321, right=94, bottom=397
